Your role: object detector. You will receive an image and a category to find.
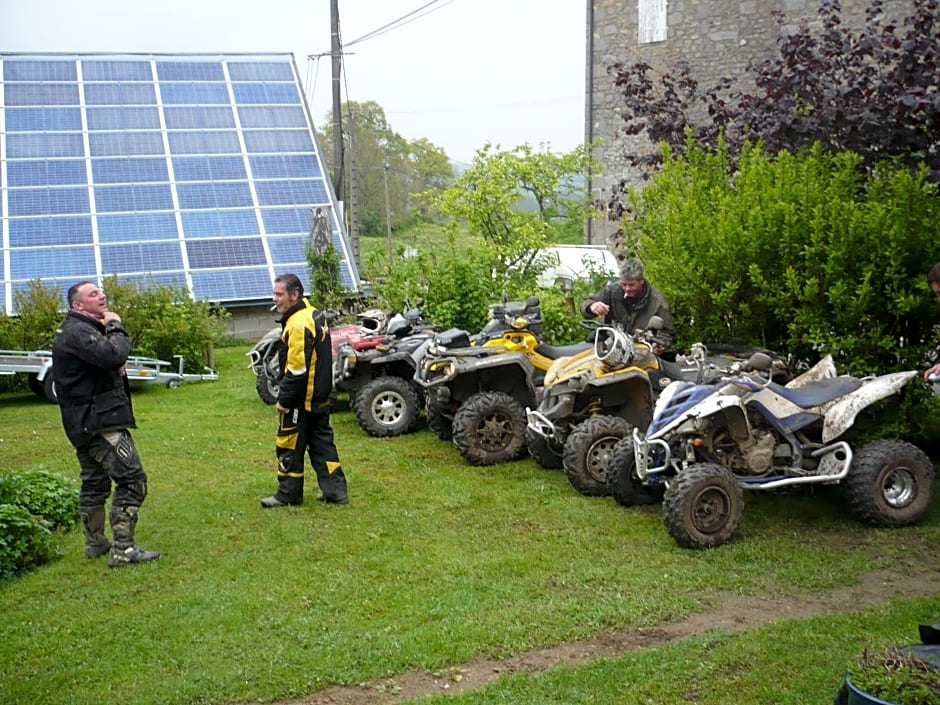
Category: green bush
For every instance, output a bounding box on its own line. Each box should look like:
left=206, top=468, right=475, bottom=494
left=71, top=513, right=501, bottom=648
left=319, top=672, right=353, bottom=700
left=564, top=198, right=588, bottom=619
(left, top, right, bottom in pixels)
left=629, top=142, right=940, bottom=370
left=0, top=468, right=79, bottom=531
left=0, top=504, right=58, bottom=581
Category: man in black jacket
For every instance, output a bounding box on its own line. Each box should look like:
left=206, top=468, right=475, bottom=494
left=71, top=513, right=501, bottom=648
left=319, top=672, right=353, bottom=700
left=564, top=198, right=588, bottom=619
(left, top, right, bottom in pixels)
left=260, top=273, right=348, bottom=508
left=580, top=259, right=675, bottom=354
left=52, top=281, right=159, bottom=568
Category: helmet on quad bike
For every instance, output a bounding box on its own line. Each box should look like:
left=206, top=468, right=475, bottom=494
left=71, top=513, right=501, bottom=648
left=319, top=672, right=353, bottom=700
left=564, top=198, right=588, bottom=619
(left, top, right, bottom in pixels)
left=358, top=309, right=387, bottom=333
left=595, top=326, right=635, bottom=370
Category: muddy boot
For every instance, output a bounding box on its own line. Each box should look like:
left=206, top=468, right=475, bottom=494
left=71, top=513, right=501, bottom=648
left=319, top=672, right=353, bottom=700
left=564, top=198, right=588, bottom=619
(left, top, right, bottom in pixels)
left=108, top=506, right=160, bottom=568
left=80, top=505, right=111, bottom=558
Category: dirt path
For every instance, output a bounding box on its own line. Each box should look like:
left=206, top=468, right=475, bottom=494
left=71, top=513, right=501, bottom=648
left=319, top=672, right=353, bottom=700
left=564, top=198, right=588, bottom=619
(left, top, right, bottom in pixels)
left=282, top=567, right=940, bottom=705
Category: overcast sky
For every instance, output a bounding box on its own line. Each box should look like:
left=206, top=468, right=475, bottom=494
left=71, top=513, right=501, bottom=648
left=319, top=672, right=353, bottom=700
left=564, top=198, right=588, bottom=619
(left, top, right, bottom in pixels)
left=0, top=0, right=587, bottom=164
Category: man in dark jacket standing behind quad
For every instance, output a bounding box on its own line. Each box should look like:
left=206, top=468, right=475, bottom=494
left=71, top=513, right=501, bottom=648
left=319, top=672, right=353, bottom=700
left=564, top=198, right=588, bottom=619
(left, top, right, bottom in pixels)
left=52, top=281, right=159, bottom=568
left=581, top=258, right=676, bottom=354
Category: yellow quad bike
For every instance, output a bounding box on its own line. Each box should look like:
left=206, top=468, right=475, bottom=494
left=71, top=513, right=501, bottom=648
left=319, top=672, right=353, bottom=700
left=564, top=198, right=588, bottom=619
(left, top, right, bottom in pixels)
left=414, top=295, right=589, bottom=466
left=526, top=320, right=676, bottom=495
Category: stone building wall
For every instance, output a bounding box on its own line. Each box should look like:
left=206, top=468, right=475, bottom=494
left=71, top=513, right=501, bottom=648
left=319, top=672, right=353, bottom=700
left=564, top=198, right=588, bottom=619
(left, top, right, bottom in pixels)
left=585, top=0, right=916, bottom=247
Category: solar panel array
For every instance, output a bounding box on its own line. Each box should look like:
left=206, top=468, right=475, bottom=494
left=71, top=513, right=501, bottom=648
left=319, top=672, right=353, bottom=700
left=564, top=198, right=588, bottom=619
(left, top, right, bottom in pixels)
left=0, top=53, right=358, bottom=315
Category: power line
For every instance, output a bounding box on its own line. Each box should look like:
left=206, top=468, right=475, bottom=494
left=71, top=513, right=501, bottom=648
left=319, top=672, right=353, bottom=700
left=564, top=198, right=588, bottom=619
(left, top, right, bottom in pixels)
left=346, top=0, right=458, bottom=47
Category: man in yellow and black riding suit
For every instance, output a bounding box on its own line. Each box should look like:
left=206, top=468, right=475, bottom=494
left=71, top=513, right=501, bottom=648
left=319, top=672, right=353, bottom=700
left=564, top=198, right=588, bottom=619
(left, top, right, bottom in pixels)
left=260, top=273, right=349, bottom=508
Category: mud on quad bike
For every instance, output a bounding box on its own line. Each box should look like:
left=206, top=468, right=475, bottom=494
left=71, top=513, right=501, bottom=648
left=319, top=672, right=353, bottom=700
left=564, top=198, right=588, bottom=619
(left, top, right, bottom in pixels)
left=335, top=299, right=436, bottom=438
left=246, top=307, right=358, bottom=405
left=527, top=319, right=793, bottom=497
left=413, top=294, right=590, bottom=466
left=524, top=319, right=671, bottom=496
left=620, top=353, right=935, bottom=549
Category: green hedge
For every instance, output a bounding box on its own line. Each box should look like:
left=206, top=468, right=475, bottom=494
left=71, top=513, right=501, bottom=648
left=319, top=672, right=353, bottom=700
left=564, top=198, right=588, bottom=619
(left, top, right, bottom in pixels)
left=0, top=468, right=79, bottom=581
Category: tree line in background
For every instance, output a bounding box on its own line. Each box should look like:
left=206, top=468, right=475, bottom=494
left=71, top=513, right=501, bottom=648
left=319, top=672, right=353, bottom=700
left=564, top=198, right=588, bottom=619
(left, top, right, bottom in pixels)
left=316, top=100, right=454, bottom=236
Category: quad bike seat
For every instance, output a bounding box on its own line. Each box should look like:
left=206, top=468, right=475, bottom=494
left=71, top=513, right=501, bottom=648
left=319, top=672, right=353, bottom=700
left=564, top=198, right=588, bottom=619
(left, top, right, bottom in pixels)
left=535, top=341, right=592, bottom=360
left=767, top=376, right=864, bottom=409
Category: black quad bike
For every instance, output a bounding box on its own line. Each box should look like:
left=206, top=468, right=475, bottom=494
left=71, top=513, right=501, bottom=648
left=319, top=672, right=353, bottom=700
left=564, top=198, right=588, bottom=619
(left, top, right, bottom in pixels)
left=336, top=300, right=436, bottom=437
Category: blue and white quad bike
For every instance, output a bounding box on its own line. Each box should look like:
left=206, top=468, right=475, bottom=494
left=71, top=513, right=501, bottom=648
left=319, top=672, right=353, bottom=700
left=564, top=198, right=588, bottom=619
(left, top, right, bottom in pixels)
left=610, top=354, right=936, bottom=549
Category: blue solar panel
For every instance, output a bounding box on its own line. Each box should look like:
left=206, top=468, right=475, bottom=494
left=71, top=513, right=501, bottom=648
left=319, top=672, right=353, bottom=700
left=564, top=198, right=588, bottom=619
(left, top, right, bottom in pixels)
left=4, top=60, right=77, bottom=81
left=160, top=83, right=230, bottom=105
left=1, top=53, right=359, bottom=314
left=97, top=212, right=179, bottom=243
left=11, top=246, right=96, bottom=278
left=249, top=154, right=321, bottom=179
left=101, top=242, right=185, bottom=272
left=5, top=107, right=83, bottom=131
left=164, top=106, right=236, bottom=129
left=82, top=60, right=154, bottom=81
left=84, top=83, right=157, bottom=105
left=86, top=106, right=162, bottom=130
left=92, top=158, right=170, bottom=184
left=10, top=216, right=93, bottom=247
left=7, top=159, right=87, bottom=187
left=173, top=156, right=247, bottom=182
left=181, top=209, right=259, bottom=237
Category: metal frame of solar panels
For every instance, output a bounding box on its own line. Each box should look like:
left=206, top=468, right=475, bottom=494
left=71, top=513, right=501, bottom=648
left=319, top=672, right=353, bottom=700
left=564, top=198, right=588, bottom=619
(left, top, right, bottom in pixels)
left=0, top=52, right=359, bottom=315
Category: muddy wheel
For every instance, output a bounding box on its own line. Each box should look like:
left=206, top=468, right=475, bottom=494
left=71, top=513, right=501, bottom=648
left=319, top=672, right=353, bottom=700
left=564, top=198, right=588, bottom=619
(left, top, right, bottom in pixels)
left=525, top=428, right=564, bottom=470
left=452, top=391, right=527, bottom=466
left=353, top=376, right=420, bottom=437
left=563, top=416, right=632, bottom=496
left=255, top=373, right=279, bottom=405
left=427, top=408, right=453, bottom=441
left=663, top=462, right=743, bottom=549
left=608, top=437, right=665, bottom=506
left=844, top=439, right=935, bottom=526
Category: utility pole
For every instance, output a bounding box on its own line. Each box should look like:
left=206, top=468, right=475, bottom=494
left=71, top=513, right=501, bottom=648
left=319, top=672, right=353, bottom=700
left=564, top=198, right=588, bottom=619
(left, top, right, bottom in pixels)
left=330, top=0, right=344, bottom=203
left=347, top=109, right=360, bottom=268
left=383, top=162, right=393, bottom=267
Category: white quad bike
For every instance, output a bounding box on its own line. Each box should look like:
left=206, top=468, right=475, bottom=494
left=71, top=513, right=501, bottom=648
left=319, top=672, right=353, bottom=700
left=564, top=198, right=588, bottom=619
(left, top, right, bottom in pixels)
left=616, top=354, right=936, bottom=549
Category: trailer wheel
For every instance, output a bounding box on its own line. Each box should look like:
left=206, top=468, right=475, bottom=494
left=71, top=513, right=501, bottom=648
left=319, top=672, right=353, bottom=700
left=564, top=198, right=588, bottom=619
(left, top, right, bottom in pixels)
left=27, top=373, right=46, bottom=399
left=43, top=373, right=58, bottom=403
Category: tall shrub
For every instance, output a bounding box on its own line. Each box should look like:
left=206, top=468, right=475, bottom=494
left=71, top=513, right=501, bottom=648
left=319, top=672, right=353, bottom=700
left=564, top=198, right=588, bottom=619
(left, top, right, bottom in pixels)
left=628, top=142, right=940, bottom=375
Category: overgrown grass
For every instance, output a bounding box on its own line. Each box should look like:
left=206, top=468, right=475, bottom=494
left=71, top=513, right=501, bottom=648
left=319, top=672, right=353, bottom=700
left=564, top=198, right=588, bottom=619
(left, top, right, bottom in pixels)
left=1, top=347, right=938, bottom=705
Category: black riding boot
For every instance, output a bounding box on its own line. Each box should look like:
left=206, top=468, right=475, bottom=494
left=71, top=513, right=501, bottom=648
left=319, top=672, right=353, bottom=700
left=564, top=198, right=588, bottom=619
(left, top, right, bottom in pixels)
left=108, top=505, right=160, bottom=568
left=80, top=505, right=111, bottom=558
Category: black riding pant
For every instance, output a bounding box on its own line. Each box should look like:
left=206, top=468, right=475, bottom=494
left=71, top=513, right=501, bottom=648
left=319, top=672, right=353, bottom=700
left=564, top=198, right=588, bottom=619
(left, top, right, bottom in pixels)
left=275, top=408, right=347, bottom=502
left=75, top=429, right=148, bottom=509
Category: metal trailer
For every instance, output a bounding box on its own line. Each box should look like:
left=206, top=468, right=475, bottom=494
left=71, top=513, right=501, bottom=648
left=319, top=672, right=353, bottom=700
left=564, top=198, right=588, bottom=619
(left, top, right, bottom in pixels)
left=0, top=349, right=219, bottom=402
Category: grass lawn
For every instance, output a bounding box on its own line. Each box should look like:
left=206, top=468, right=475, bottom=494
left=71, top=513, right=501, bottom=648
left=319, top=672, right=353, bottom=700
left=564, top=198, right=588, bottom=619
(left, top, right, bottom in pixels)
left=1, top=345, right=938, bottom=705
